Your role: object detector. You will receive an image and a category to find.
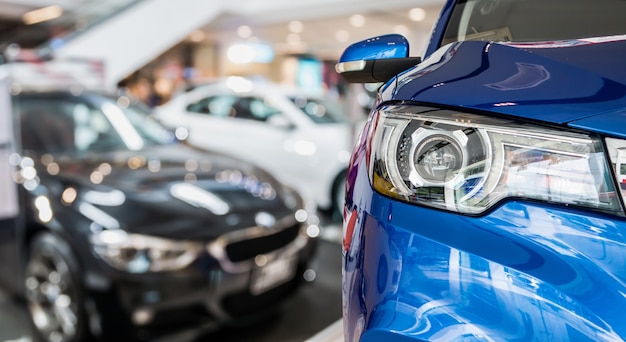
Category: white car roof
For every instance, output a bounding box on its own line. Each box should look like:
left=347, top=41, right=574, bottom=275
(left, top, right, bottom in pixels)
left=183, top=77, right=323, bottom=99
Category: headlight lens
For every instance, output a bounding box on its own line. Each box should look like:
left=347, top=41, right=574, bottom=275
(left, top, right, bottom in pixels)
left=91, top=230, right=202, bottom=273
left=369, top=105, right=622, bottom=215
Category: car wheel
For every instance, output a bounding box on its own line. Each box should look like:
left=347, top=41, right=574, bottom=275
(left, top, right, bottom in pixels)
left=24, top=233, right=88, bottom=342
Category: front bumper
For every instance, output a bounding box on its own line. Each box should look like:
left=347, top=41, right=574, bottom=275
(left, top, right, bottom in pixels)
left=83, top=223, right=317, bottom=339
left=343, top=183, right=626, bottom=342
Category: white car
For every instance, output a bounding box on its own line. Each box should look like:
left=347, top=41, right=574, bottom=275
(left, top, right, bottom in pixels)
left=155, top=77, right=360, bottom=217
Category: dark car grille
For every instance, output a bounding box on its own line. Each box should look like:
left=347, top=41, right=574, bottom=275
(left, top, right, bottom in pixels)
left=224, top=223, right=301, bottom=263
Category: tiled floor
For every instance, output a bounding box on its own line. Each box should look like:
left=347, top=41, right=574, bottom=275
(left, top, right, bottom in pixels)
left=0, top=291, right=32, bottom=342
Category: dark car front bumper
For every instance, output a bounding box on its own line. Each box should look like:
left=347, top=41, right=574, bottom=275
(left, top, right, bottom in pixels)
left=81, top=223, right=317, bottom=340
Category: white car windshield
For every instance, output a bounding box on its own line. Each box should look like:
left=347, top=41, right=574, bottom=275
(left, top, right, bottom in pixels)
left=288, top=96, right=348, bottom=124
left=442, top=0, right=626, bottom=45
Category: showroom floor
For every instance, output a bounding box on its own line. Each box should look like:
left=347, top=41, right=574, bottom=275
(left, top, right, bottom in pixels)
left=0, top=219, right=344, bottom=342
left=0, top=291, right=32, bottom=342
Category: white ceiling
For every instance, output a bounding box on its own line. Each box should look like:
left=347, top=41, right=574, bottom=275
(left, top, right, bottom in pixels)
left=0, top=0, right=445, bottom=60
left=0, top=0, right=138, bottom=47
left=201, top=0, right=445, bottom=60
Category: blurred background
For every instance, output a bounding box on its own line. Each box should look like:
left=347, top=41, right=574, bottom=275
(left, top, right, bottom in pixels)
left=0, top=0, right=443, bottom=107
left=0, top=0, right=444, bottom=341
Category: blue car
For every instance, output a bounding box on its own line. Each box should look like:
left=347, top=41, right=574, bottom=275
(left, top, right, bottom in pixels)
left=336, top=0, right=626, bottom=341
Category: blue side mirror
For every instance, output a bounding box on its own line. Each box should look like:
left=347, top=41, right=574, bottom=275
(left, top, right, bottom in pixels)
left=335, top=34, right=421, bottom=84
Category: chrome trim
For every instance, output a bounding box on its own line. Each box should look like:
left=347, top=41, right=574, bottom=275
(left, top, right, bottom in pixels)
left=335, top=60, right=367, bottom=74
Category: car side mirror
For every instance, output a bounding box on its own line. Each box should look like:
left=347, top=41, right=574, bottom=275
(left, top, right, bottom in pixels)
left=267, top=114, right=295, bottom=130
left=335, top=34, right=421, bottom=84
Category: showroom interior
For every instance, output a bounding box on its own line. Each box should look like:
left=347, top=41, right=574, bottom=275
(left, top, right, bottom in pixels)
left=0, top=0, right=444, bottom=341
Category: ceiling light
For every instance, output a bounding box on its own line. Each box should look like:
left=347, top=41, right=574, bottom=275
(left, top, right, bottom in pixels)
left=288, top=21, right=304, bottom=33
left=23, top=5, right=63, bottom=25
left=226, top=43, right=274, bottom=64
left=237, top=25, right=253, bottom=38
left=349, top=14, right=365, bottom=28
left=409, top=7, right=426, bottom=21
left=227, top=44, right=255, bottom=64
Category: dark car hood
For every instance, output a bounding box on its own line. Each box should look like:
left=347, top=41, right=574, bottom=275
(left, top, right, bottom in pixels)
left=35, top=144, right=297, bottom=240
left=390, top=37, right=626, bottom=136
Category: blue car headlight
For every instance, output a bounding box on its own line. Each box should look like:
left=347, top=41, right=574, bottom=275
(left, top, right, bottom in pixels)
left=368, top=105, right=623, bottom=215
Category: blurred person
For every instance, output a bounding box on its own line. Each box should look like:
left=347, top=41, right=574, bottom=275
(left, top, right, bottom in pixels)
left=125, top=76, right=165, bottom=108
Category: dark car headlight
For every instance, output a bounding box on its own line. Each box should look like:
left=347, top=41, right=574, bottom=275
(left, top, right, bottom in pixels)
left=91, top=229, right=202, bottom=273
left=368, top=105, right=622, bottom=215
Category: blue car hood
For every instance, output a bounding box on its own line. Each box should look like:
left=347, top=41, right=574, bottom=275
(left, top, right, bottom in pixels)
left=391, top=37, right=626, bottom=136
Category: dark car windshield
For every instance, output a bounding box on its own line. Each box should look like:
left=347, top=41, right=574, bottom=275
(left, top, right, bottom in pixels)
left=442, top=0, right=626, bottom=45
left=18, top=92, right=173, bottom=154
